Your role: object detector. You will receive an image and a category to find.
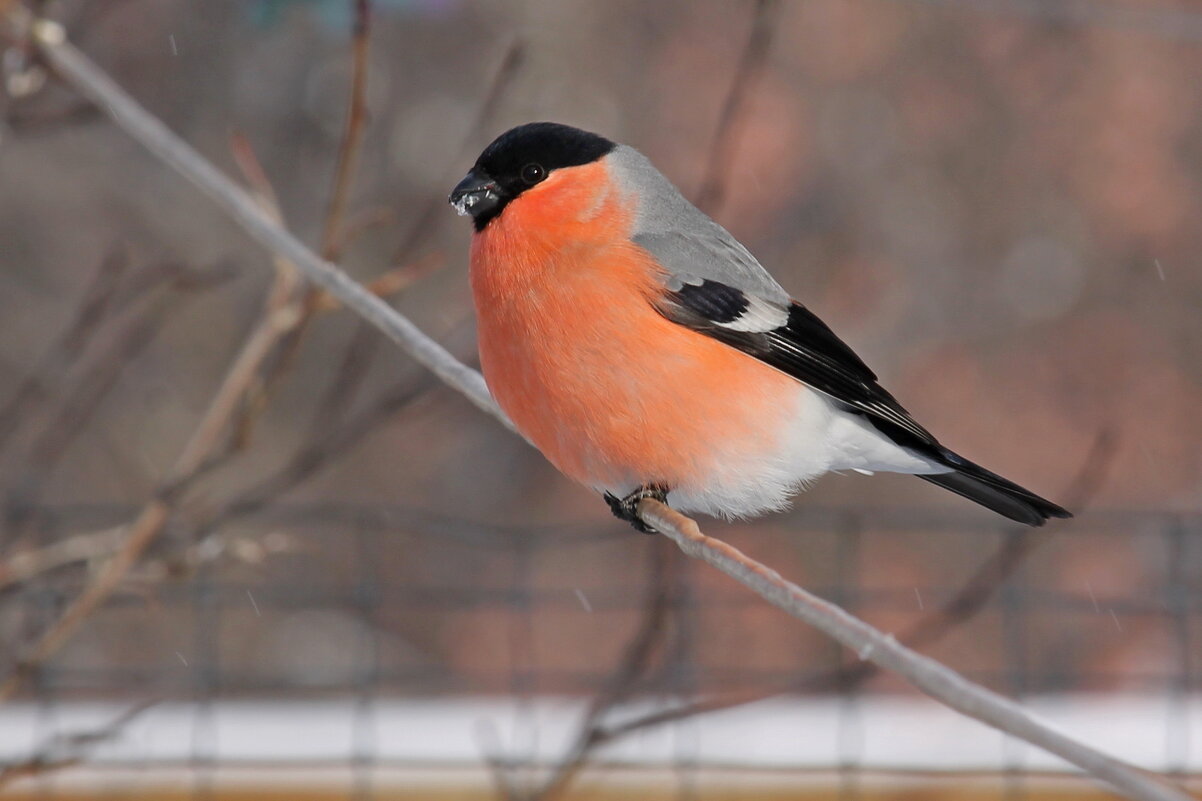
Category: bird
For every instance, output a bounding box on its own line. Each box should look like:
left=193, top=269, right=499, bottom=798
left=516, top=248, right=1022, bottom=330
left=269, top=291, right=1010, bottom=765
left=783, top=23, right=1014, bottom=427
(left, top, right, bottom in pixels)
left=449, top=122, right=1070, bottom=530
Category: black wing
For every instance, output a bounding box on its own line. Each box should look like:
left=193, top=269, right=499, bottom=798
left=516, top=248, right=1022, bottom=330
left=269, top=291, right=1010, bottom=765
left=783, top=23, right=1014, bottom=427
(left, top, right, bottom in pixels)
left=658, top=280, right=939, bottom=452
left=655, top=279, right=1072, bottom=526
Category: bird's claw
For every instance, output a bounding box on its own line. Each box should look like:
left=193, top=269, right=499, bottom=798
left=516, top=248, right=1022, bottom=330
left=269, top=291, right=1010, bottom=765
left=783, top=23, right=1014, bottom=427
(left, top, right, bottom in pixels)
left=604, top=484, right=670, bottom=534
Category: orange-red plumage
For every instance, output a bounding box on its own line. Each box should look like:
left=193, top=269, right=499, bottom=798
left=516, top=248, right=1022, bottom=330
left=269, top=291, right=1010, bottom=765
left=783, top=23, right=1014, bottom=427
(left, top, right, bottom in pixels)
left=470, top=162, right=801, bottom=496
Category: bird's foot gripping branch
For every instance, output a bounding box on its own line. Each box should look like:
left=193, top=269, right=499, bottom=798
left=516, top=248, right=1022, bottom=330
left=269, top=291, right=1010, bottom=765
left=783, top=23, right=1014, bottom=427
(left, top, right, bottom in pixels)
left=604, top=484, right=670, bottom=534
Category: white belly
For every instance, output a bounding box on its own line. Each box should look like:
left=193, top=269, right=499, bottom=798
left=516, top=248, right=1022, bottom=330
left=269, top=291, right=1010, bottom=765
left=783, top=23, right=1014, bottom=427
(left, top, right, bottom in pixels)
left=662, top=387, right=948, bottom=519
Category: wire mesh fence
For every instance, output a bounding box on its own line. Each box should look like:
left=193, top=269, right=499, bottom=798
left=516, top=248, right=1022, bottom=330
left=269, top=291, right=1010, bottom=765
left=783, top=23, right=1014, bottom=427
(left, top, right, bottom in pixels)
left=2, top=502, right=1198, bottom=798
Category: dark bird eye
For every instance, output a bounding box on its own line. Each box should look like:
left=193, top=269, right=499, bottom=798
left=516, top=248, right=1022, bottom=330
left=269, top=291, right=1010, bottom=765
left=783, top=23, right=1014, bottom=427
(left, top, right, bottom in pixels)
left=521, top=163, right=546, bottom=184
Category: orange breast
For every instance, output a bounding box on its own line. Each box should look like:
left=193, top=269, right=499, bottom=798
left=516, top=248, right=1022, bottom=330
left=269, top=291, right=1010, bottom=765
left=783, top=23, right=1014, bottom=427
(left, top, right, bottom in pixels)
left=469, top=161, right=798, bottom=494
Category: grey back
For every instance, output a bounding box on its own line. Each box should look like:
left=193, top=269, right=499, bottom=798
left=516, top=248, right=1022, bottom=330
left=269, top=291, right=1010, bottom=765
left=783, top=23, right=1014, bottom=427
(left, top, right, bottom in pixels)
left=607, top=145, right=790, bottom=305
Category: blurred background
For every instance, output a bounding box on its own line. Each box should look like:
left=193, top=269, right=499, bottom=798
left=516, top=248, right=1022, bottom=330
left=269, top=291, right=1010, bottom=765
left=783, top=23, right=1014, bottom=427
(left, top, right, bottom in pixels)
left=0, top=0, right=1199, bottom=798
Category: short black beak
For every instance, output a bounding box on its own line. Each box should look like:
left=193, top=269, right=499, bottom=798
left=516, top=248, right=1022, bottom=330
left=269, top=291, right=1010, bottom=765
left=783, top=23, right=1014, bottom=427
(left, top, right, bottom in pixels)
left=449, top=170, right=501, bottom=220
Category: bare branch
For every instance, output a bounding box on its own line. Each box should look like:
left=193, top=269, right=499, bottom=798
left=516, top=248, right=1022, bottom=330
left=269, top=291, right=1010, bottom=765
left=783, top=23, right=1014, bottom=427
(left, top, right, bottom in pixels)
left=5, top=13, right=501, bottom=423
left=0, top=700, right=155, bottom=788
left=0, top=248, right=127, bottom=453
left=0, top=235, right=310, bottom=700
left=389, top=37, right=524, bottom=265
left=251, top=0, right=377, bottom=417
left=319, top=0, right=371, bottom=263
left=0, top=526, right=124, bottom=591
left=694, top=0, right=781, bottom=215
left=193, top=376, right=437, bottom=537
left=310, top=252, right=442, bottom=314
left=3, top=268, right=224, bottom=535
left=598, top=427, right=1121, bottom=736
left=638, top=499, right=1190, bottom=801
left=524, top=542, right=678, bottom=801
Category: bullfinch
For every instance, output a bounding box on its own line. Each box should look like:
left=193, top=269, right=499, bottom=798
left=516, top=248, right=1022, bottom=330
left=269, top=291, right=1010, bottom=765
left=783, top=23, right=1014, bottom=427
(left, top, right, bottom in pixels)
left=450, top=122, right=1070, bottom=530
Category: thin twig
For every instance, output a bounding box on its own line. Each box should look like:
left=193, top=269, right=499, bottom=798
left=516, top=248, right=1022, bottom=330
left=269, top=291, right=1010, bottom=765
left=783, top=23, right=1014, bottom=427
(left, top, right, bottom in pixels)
left=0, top=247, right=127, bottom=453
left=0, top=700, right=155, bottom=788
left=1, top=105, right=327, bottom=702
left=7, top=9, right=496, bottom=422
left=693, top=0, right=781, bottom=215
left=3, top=269, right=223, bottom=535
left=7, top=12, right=1190, bottom=801
left=389, top=37, right=524, bottom=265
left=220, top=131, right=309, bottom=451
left=305, top=6, right=512, bottom=445
left=227, top=137, right=442, bottom=454
left=0, top=259, right=222, bottom=483
left=304, top=252, right=443, bottom=431
left=192, top=376, right=437, bottom=539
left=0, top=520, right=299, bottom=596
left=0, top=288, right=301, bottom=699
left=306, top=32, right=520, bottom=445
left=309, top=253, right=441, bottom=314
left=523, top=542, right=678, bottom=801
left=226, top=131, right=435, bottom=452
left=0, top=526, right=125, bottom=591
left=249, top=0, right=376, bottom=430
left=319, top=0, right=371, bottom=263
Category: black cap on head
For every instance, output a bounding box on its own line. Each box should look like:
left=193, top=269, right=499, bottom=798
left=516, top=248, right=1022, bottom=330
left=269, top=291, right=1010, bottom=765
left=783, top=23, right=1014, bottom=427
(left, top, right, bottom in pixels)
left=449, top=122, right=616, bottom=230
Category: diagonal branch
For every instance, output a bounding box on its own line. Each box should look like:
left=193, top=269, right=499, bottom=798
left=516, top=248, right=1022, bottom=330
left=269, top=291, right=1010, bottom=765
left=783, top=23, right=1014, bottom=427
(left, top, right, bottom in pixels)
left=0, top=248, right=127, bottom=454
left=637, top=500, right=1189, bottom=801
left=596, top=427, right=1120, bottom=737
left=0, top=699, right=155, bottom=789
left=3, top=10, right=1191, bottom=801
left=3, top=11, right=502, bottom=427
left=3, top=265, right=226, bottom=539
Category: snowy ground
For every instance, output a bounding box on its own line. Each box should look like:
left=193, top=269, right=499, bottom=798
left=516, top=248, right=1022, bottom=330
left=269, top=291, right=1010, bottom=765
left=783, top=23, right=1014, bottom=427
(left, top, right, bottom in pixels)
left=1, top=694, right=1197, bottom=792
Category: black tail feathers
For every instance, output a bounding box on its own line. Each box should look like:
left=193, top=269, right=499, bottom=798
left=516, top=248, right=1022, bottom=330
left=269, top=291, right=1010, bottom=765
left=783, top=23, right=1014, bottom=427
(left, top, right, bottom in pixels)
left=919, top=449, right=1072, bottom=527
